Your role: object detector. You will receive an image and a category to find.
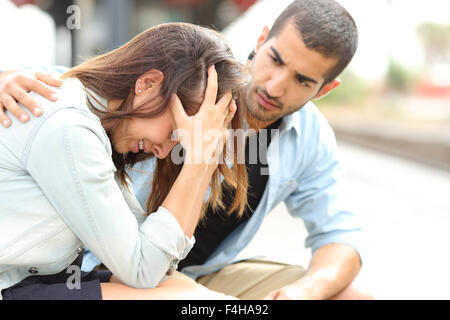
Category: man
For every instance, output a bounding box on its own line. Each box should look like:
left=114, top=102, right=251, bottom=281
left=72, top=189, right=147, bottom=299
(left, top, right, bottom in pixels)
left=0, top=0, right=372, bottom=300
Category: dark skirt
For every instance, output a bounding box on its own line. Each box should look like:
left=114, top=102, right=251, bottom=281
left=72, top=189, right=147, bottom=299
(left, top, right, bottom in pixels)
left=2, top=251, right=112, bottom=300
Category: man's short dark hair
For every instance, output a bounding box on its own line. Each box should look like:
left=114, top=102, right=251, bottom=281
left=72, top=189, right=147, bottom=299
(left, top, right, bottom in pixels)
left=267, top=0, right=359, bottom=85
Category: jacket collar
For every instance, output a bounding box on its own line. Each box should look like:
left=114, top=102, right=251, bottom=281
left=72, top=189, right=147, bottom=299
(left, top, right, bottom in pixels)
left=84, top=88, right=108, bottom=117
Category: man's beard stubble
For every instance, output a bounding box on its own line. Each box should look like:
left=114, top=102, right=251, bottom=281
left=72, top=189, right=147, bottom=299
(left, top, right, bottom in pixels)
left=245, top=86, right=281, bottom=123
left=244, top=85, right=305, bottom=123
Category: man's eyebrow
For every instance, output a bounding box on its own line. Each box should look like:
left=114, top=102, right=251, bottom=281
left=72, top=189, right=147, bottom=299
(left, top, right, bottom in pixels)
left=297, top=73, right=318, bottom=85
left=270, top=46, right=285, bottom=65
left=270, top=46, right=319, bottom=85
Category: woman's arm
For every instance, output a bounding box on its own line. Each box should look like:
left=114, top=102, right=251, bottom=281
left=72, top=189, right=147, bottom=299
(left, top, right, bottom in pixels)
left=162, top=65, right=235, bottom=237
left=24, top=67, right=233, bottom=289
left=26, top=110, right=179, bottom=288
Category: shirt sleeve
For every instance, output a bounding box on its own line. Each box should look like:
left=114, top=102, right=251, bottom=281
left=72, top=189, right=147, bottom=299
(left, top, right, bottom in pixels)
left=284, top=123, right=364, bottom=265
left=25, top=108, right=194, bottom=288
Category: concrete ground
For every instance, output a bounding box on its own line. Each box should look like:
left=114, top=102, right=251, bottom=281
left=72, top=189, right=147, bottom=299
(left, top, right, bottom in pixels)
left=239, top=141, right=450, bottom=300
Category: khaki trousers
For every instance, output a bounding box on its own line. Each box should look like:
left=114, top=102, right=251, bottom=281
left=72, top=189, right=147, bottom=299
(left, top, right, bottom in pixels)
left=196, top=259, right=306, bottom=300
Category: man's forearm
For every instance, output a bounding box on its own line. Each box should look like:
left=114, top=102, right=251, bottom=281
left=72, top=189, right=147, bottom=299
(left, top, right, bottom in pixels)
left=295, top=243, right=361, bottom=300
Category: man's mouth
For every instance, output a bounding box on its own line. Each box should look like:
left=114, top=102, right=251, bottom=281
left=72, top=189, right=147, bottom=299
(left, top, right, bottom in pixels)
left=255, top=92, right=280, bottom=110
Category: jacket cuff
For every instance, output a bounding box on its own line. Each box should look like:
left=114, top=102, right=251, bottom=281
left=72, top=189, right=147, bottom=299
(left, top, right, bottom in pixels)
left=140, top=206, right=195, bottom=263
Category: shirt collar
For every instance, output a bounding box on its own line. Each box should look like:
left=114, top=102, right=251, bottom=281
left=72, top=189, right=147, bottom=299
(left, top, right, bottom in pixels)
left=242, top=109, right=302, bottom=137
left=281, top=100, right=316, bottom=136
left=280, top=109, right=302, bottom=137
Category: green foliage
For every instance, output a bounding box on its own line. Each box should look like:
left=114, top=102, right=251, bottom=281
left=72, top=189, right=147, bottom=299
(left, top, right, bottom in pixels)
left=386, top=58, right=416, bottom=92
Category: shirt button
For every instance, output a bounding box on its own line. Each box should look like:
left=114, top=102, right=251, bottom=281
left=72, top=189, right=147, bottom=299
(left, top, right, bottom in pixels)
left=28, top=267, right=39, bottom=274
left=77, top=247, right=83, bottom=254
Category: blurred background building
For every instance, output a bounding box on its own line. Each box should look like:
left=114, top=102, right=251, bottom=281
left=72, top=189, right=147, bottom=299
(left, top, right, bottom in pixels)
left=3, top=0, right=256, bottom=67
left=1, top=0, right=449, bottom=299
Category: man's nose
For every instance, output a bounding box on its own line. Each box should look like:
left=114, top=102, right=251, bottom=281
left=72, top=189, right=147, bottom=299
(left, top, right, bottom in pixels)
left=265, top=70, right=288, bottom=97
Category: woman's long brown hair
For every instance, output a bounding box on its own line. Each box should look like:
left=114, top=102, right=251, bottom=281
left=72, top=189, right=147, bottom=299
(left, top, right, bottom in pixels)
left=62, top=22, right=249, bottom=219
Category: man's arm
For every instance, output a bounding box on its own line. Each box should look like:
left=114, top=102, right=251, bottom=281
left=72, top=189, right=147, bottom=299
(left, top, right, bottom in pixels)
left=267, top=116, right=364, bottom=300
left=0, top=69, right=63, bottom=127
left=265, top=243, right=361, bottom=300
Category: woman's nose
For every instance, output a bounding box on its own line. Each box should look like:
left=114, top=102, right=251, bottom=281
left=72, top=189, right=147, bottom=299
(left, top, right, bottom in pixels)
left=153, top=140, right=179, bottom=159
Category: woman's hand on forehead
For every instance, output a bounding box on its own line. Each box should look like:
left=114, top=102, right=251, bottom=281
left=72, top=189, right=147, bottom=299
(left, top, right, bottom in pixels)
left=170, top=65, right=235, bottom=166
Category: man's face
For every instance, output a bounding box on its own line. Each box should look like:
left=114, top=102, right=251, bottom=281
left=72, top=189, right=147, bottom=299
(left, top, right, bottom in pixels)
left=246, top=22, right=339, bottom=123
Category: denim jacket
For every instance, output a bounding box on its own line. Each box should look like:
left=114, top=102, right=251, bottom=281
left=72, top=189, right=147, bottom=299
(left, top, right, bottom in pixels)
left=0, top=76, right=194, bottom=298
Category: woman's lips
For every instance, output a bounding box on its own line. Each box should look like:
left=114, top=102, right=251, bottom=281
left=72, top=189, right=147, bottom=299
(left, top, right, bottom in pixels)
left=131, top=140, right=140, bottom=153
left=132, top=139, right=150, bottom=154
left=256, top=92, right=279, bottom=110
left=143, top=140, right=150, bottom=154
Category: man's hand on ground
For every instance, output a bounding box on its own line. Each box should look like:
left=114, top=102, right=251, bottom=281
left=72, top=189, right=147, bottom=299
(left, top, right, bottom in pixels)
left=263, top=278, right=321, bottom=300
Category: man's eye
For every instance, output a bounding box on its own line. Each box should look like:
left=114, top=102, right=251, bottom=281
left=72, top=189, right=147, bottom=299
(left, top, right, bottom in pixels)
left=269, top=55, right=281, bottom=65
left=297, top=78, right=310, bottom=88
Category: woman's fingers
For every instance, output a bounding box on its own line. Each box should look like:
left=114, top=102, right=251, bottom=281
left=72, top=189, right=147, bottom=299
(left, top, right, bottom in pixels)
left=201, top=65, right=218, bottom=110
left=216, top=91, right=233, bottom=115
left=169, top=94, right=188, bottom=123
left=168, top=66, right=238, bottom=167
left=169, top=94, right=190, bottom=143
left=224, top=100, right=237, bottom=128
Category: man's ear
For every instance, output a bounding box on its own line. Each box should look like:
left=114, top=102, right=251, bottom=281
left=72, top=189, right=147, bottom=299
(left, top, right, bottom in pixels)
left=135, top=69, right=164, bottom=96
left=255, top=25, right=270, bottom=52
left=314, top=78, right=341, bottom=100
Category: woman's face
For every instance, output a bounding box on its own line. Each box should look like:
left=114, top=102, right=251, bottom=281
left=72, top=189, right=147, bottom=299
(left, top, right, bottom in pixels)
left=111, top=107, right=178, bottom=159
left=110, top=69, right=202, bottom=159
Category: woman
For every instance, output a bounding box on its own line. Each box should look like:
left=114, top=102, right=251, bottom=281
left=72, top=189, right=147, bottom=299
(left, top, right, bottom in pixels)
left=0, top=22, right=248, bottom=300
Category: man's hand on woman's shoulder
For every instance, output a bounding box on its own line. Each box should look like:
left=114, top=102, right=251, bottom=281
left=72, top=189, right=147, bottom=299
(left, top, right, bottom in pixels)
left=0, top=70, right=63, bottom=127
